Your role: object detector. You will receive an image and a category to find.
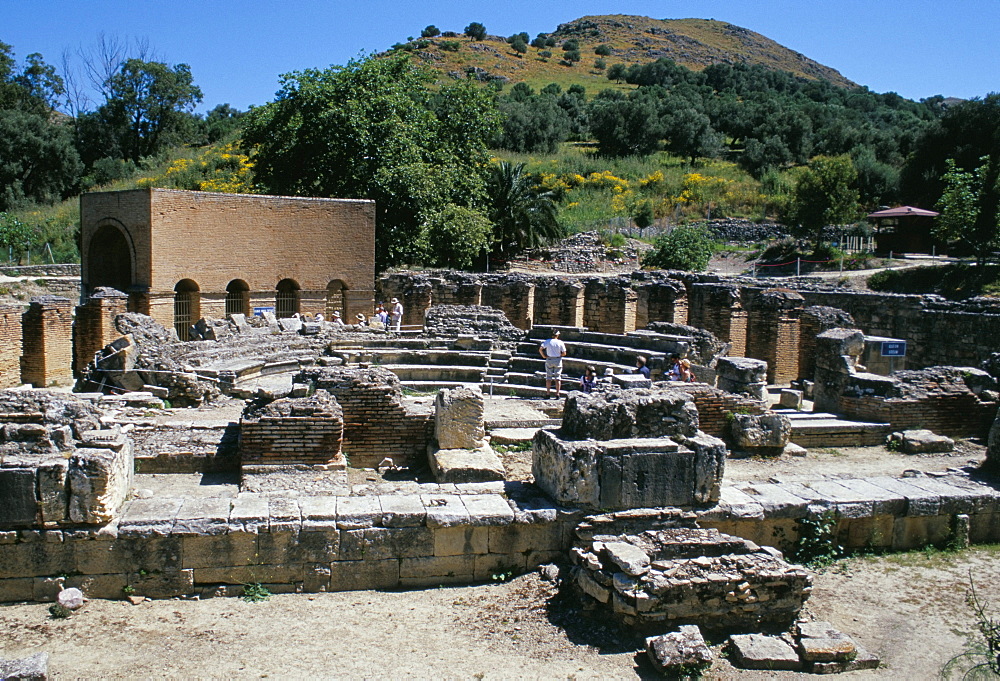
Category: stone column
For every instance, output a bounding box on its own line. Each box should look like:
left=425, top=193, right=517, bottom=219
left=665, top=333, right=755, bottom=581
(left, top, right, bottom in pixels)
left=812, top=328, right=865, bottom=413
left=21, top=295, right=74, bottom=387
left=636, top=280, right=688, bottom=328
left=687, top=284, right=746, bottom=355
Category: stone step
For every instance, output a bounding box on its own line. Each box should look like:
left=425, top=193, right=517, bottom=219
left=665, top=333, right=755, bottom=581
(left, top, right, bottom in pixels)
left=399, top=380, right=475, bottom=394
left=488, top=358, right=509, bottom=368
left=383, top=365, right=486, bottom=382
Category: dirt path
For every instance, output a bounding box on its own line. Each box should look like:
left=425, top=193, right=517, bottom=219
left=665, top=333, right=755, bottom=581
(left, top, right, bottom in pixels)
left=3, top=547, right=1000, bottom=679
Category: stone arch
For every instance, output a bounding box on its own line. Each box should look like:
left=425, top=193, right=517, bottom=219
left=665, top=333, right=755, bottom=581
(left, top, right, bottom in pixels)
left=174, top=279, right=200, bottom=340
left=225, top=279, right=250, bottom=318
left=275, top=278, right=300, bottom=318
left=87, top=220, right=135, bottom=295
left=326, top=279, right=348, bottom=318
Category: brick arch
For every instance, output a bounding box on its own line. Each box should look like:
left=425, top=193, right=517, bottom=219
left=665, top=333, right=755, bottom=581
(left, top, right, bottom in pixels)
left=86, top=220, right=136, bottom=296
left=326, top=279, right=348, bottom=318
left=225, top=279, right=250, bottom=318
left=173, top=279, right=200, bottom=340
left=275, top=278, right=300, bottom=318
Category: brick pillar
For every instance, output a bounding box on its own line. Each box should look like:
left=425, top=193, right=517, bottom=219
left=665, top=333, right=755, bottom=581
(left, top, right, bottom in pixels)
left=636, top=280, right=688, bottom=328
left=688, top=283, right=745, bottom=354
left=798, top=306, right=856, bottom=382
left=73, top=288, right=128, bottom=376
left=298, top=289, right=328, bottom=318
left=344, top=289, right=376, bottom=322
left=482, top=277, right=534, bottom=330
left=583, top=278, right=637, bottom=334
left=0, top=303, right=24, bottom=388
left=22, top=295, right=74, bottom=387
left=534, top=280, right=584, bottom=327
left=744, top=289, right=805, bottom=385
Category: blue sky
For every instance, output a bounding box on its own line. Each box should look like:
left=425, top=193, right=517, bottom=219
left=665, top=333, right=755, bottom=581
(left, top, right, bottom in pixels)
left=4, top=0, right=998, bottom=112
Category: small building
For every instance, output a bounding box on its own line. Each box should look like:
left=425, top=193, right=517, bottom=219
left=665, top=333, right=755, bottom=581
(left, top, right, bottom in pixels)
left=81, top=188, right=375, bottom=338
left=867, top=205, right=940, bottom=255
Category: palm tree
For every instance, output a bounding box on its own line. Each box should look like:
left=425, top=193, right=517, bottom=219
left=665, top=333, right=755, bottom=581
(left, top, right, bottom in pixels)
left=486, top=161, right=564, bottom=262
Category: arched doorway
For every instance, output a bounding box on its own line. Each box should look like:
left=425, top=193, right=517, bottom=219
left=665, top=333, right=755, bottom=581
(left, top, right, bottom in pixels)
left=275, top=279, right=300, bottom=318
left=225, top=279, right=250, bottom=318
left=174, top=279, right=200, bottom=340
left=87, top=223, right=133, bottom=294
left=326, top=279, right=347, bottom=318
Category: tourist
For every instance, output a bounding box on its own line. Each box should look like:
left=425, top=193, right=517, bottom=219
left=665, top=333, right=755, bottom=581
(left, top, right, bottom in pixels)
left=538, top=329, right=568, bottom=398
left=390, top=297, right=403, bottom=332
left=355, top=313, right=367, bottom=326
left=580, top=365, right=597, bottom=393
left=667, top=354, right=682, bottom=381
left=376, top=303, right=389, bottom=326
left=635, top=355, right=651, bottom=380
left=332, top=311, right=345, bottom=326
left=602, top=367, right=615, bottom=384
left=315, top=312, right=324, bottom=323
left=679, top=358, right=695, bottom=382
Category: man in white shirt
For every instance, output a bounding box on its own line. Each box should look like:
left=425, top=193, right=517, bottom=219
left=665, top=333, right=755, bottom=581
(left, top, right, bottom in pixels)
left=538, top=329, right=568, bottom=398
left=390, top=297, right=403, bottom=332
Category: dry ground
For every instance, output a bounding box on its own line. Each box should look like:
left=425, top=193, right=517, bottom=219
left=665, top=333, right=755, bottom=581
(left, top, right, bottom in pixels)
left=3, top=546, right=1000, bottom=679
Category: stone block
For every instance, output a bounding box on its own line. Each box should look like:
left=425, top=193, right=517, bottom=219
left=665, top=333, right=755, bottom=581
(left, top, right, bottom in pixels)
left=779, top=389, right=803, bottom=409
left=380, top=495, right=426, bottom=527
left=422, top=495, right=470, bottom=528
left=0, top=540, right=72, bottom=580
left=65, top=573, right=128, bottom=600
left=434, top=525, right=489, bottom=557
left=129, top=568, right=194, bottom=598
left=299, top=496, right=339, bottom=530
left=474, top=553, right=526, bottom=581
left=730, top=413, right=791, bottom=450
left=32, top=576, right=64, bottom=602
left=329, top=559, right=399, bottom=591
left=36, top=461, right=68, bottom=525
left=172, top=498, right=232, bottom=535
left=67, top=446, right=133, bottom=524
left=303, top=563, right=331, bottom=592
left=798, top=636, right=857, bottom=662
left=340, top=527, right=433, bottom=561
left=435, top=387, right=486, bottom=450
left=336, top=496, right=381, bottom=530
left=182, top=532, right=257, bottom=569
left=488, top=522, right=565, bottom=555
left=429, top=446, right=504, bottom=483
left=0, top=469, right=37, bottom=526
left=462, top=494, right=515, bottom=526
left=646, top=625, right=713, bottom=675
left=297, top=530, right=341, bottom=563
left=0, top=652, right=49, bottom=680
left=0, top=577, right=33, bottom=602
left=118, top=497, right=183, bottom=536
left=193, top=563, right=301, bottom=587
left=229, top=493, right=269, bottom=533
left=399, top=555, right=475, bottom=585
left=268, top=497, right=301, bottom=532
left=603, top=542, right=650, bottom=576
left=729, top=634, right=802, bottom=671
left=75, top=536, right=182, bottom=575
left=894, top=429, right=955, bottom=454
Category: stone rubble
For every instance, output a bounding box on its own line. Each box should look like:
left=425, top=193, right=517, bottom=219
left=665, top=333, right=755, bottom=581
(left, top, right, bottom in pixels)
left=645, top=625, right=713, bottom=674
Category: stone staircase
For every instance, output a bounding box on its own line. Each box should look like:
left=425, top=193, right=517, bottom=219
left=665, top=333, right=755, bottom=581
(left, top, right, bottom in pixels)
left=776, top=409, right=893, bottom=447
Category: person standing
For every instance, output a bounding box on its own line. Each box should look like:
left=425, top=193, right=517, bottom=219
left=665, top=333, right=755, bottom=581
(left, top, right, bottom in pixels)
left=390, top=297, right=403, bottom=332
left=539, top=329, right=568, bottom=398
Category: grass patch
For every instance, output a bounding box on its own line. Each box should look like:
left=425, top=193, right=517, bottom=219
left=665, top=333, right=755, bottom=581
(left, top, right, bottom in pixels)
left=492, top=441, right=533, bottom=454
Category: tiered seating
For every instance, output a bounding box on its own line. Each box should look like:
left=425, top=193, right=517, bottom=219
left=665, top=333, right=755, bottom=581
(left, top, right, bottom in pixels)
left=327, top=345, right=491, bottom=392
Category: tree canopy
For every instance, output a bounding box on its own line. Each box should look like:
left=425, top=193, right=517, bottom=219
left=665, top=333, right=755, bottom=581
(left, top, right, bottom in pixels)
left=790, top=154, right=860, bottom=250
left=243, top=53, right=501, bottom=271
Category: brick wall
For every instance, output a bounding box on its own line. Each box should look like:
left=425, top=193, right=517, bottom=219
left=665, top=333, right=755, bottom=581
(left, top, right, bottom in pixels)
left=73, top=290, right=128, bottom=376
left=635, top=280, right=688, bottom=328
left=583, top=278, right=637, bottom=334
left=687, top=284, right=747, bottom=356
left=21, top=296, right=73, bottom=387
left=839, top=393, right=997, bottom=438
left=241, top=416, right=344, bottom=466
left=670, top=383, right=766, bottom=438
left=533, top=279, right=584, bottom=326
left=0, top=304, right=23, bottom=388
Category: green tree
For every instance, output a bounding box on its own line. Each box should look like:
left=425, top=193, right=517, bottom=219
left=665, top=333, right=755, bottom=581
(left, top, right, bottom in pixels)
left=511, top=39, right=528, bottom=57
left=486, top=161, right=564, bottom=261
left=0, top=109, right=81, bottom=210
left=94, top=59, right=203, bottom=163
left=595, top=44, right=612, bottom=56
left=421, top=25, right=440, bottom=38
left=422, top=203, right=492, bottom=269
left=633, top=200, right=655, bottom=230
left=243, top=54, right=500, bottom=271
left=935, top=157, right=1000, bottom=268
left=464, top=22, right=487, bottom=41
left=0, top=212, right=40, bottom=263
left=643, top=226, right=715, bottom=271
left=607, top=63, right=626, bottom=83
left=790, top=154, right=860, bottom=251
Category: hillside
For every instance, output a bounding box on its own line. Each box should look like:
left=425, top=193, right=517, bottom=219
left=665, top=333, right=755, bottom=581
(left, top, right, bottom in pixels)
left=403, top=15, right=856, bottom=91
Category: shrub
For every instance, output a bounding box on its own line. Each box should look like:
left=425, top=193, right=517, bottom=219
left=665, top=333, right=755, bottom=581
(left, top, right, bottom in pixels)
left=440, top=41, right=460, bottom=52
left=595, top=44, right=612, bottom=56
left=643, top=226, right=715, bottom=271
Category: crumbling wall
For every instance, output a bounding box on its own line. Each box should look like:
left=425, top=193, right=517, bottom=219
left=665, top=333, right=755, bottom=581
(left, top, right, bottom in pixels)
left=240, top=390, right=345, bottom=466
left=423, top=305, right=524, bottom=341
left=583, top=277, right=637, bottom=334
left=744, top=289, right=804, bottom=385
left=21, top=296, right=73, bottom=388
left=73, top=288, right=129, bottom=376
left=295, top=366, right=433, bottom=468
left=0, top=303, right=23, bottom=389
left=635, top=278, right=689, bottom=328
left=686, top=283, right=747, bottom=356
left=798, top=306, right=855, bottom=382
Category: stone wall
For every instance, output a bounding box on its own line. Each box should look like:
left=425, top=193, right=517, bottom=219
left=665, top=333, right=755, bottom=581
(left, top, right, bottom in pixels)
left=744, top=289, right=804, bottom=385
left=666, top=383, right=767, bottom=439
left=798, top=306, right=855, bottom=382
left=21, top=296, right=73, bottom=388
left=295, top=367, right=433, bottom=469
left=240, top=391, right=345, bottom=466
left=0, top=485, right=571, bottom=602
left=73, top=288, right=128, bottom=376
left=0, top=304, right=23, bottom=389
left=686, top=283, right=748, bottom=357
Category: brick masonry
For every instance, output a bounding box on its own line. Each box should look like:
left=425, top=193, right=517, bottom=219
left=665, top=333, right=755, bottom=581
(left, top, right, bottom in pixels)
left=0, top=304, right=23, bottom=389
left=21, top=296, right=73, bottom=388
left=73, top=289, right=128, bottom=376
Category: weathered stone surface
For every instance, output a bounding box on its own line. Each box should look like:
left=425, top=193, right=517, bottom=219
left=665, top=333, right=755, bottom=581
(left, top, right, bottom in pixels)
left=429, top=446, right=504, bottom=484
left=890, top=429, right=955, bottom=454
left=646, top=625, right=713, bottom=674
left=67, top=446, right=133, bottom=524
left=798, top=636, right=857, bottom=662
left=779, top=389, right=803, bottom=409
left=560, top=388, right=699, bottom=441
left=729, top=634, right=802, bottom=671
left=603, top=542, right=650, bottom=576
left=0, top=469, right=38, bottom=526
left=729, top=412, right=791, bottom=451
left=0, top=652, right=49, bottom=680
left=989, top=407, right=1000, bottom=468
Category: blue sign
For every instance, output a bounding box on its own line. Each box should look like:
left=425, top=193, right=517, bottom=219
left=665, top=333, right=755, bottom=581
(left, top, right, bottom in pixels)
left=253, top=306, right=275, bottom=316
left=881, top=341, right=907, bottom=357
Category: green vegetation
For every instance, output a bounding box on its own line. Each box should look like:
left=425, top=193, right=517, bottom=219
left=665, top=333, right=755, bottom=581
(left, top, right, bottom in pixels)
left=48, top=603, right=72, bottom=619
left=868, top=264, right=1000, bottom=299
left=791, top=510, right=843, bottom=568
left=643, top=225, right=715, bottom=271
left=240, top=582, right=271, bottom=603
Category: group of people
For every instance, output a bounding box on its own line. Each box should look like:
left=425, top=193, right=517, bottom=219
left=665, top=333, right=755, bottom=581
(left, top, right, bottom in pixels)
left=540, top=329, right=696, bottom=398
left=328, top=297, right=404, bottom=331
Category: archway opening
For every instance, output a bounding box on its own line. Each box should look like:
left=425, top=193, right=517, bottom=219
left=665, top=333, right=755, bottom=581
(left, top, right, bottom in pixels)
left=225, top=279, right=250, bottom=318
left=174, top=279, right=200, bottom=340
left=275, top=279, right=300, bottom=318
left=88, top=224, right=132, bottom=294
left=326, top=279, right=347, bottom=318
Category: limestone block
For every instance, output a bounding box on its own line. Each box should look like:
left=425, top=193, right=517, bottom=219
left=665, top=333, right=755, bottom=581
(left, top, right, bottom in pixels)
left=303, top=563, right=330, bottom=592
left=229, top=494, right=269, bottom=533
left=434, top=525, right=489, bottom=557
left=646, top=625, right=713, bottom=675
left=65, top=573, right=128, bottom=600
left=488, top=522, right=565, bottom=555
left=192, top=563, right=302, bottom=586
left=299, top=496, right=339, bottom=531
left=461, top=494, right=515, bottom=526
left=779, top=389, right=803, bottom=410
left=329, top=559, right=399, bottom=591
left=117, top=497, right=183, bottom=536
left=129, top=568, right=194, bottom=598
left=435, top=387, right=486, bottom=450
left=0, top=577, right=34, bottom=603
left=67, top=446, right=133, bottom=524
left=798, top=636, right=857, bottom=662
left=0, top=469, right=38, bottom=526
left=560, top=389, right=699, bottom=441
left=399, top=554, right=475, bottom=586
left=474, top=553, right=527, bottom=581
left=172, top=497, right=232, bottom=535
left=429, top=446, right=504, bottom=484
left=36, top=461, right=68, bottom=524
left=229, top=313, right=251, bottom=333
left=335, top=496, right=381, bottom=530
left=297, top=530, right=341, bottom=563
left=603, top=542, right=650, bottom=576
left=891, top=429, right=955, bottom=454
left=339, top=527, right=434, bottom=561
left=422, top=495, right=470, bottom=528
left=730, top=413, right=791, bottom=450
left=182, top=533, right=257, bottom=569
left=729, top=634, right=802, bottom=671
left=0, top=652, right=49, bottom=680
left=716, top=357, right=768, bottom=384
left=75, top=536, right=182, bottom=575
left=814, top=328, right=865, bottom=367
left=278, top=317, right=302, bottom=333
left=267, top=497, right=301, bottom=532
left=380, top=495, right=427, bottom=528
